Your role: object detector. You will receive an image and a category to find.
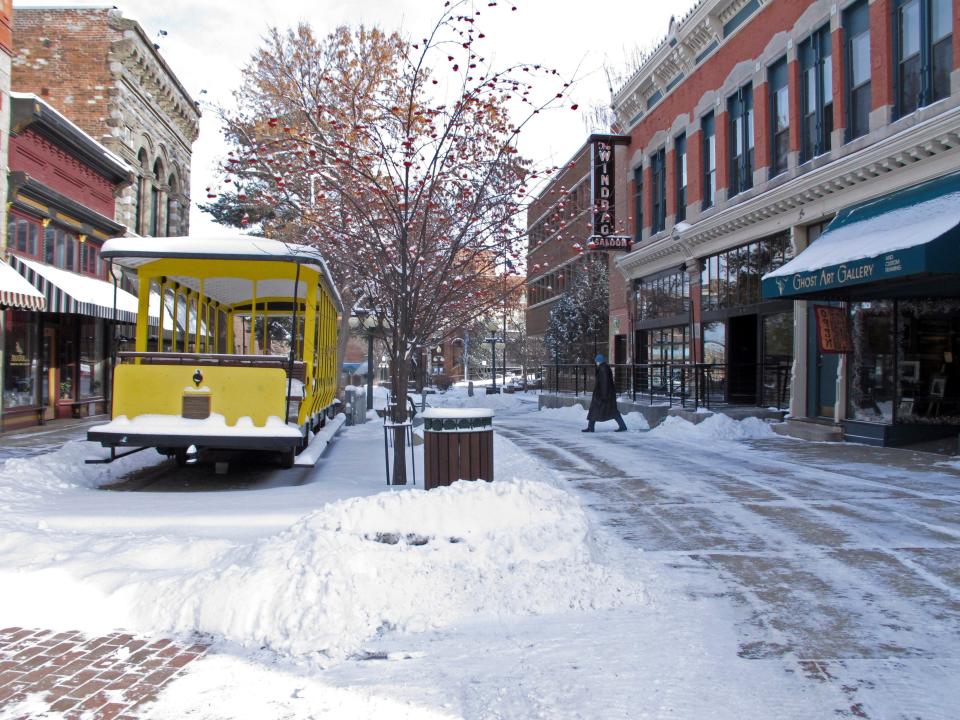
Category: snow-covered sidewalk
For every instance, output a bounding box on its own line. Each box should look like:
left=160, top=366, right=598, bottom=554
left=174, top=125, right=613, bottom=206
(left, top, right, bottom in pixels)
left=1, top=387, right=958, bottom=718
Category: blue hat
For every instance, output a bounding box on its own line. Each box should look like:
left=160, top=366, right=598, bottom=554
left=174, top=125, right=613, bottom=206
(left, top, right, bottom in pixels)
left=595, top=354, right=605, bottom=363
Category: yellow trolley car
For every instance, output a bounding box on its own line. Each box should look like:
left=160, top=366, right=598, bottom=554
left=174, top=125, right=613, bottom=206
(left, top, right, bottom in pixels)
left=88, top=235, right=342, bottom=468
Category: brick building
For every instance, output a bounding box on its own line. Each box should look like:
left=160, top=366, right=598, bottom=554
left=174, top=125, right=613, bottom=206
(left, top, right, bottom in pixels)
left=526, top=135, right=632, bottom=367
left=610, top=0, right=959, bottom=446
left=11, top=6, right=200, bottom=236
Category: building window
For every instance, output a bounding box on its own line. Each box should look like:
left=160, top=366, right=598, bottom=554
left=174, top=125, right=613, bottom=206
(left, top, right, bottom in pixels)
left=700, top=233, right=793, bottom=311
left=800, top=25, right=833, bottom=163
left=728, top=83, right=754, bottom=195
left=6, top=215, right=41, bottom=259
left=635, top=270, right=690, bottom=321
left=135, top=149, right=148, bottom=235
left=149, top=159, right=163, bottom=237
left=166, top=174, right=178, bottom=237
left=2, top=310, right=39, bottom=408
left=79, top=319, right=106, bottom=399
left=702, top=112, right=716, bottom=209
left=769, top=56, right=790, bottom=176
left=633, top=166, right=643, bottom=243
left=651, top=149, right=666, bottom=234
left=896, top=0, right=953, bottom=117
left=44, top=226, right=77, bottom=272
left=674, top=133, right=687, bottom=222
left=844, top=1, right=872, bottom=140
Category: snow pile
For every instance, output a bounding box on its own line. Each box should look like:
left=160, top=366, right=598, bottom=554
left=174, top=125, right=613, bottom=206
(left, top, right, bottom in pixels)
left=649, top=414, right=776, bottom=440
left=0, top=440, right=156, bottom=500
left=131, top=478, right=639, bottom=661
left=428, top=388, right=534, bottom=413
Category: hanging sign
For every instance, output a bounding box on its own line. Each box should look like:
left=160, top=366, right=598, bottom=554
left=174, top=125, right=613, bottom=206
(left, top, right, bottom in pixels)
left=814, top=305, right=853, bottom=353
left=589, top=135, right=631, bottom=252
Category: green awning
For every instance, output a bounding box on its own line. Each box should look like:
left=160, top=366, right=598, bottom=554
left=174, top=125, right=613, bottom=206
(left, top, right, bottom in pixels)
left=762, top=171, right=960, bottom=300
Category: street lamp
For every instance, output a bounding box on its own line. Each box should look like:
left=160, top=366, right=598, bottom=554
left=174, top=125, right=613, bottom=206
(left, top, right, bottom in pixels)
left=349, top=307, right=378, bottom=410
left=484, top=318, right=500, bottom=394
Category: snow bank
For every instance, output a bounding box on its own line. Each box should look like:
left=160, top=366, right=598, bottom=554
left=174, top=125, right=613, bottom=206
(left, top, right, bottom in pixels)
left=130, top=479, right=639, bottom=662
left=649, top=414, right=776, bottom=441
left=0, top=439, right=158, bottom=501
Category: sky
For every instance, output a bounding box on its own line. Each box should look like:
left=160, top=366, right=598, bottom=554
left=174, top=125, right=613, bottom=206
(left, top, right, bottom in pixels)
left=13, top=0, right=694, bottom=236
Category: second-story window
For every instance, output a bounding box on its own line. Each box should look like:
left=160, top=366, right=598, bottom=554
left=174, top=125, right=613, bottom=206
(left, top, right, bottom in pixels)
left=800, top=24, right=833, bottom=163
left=769, top=56, right=790, bottom=176
left=675, top=133, right=687, bottom=222
left=44, top=226, right=77, bottom=272
left=844, top=0, right=872, bottom=140
left=633, top=166, right=644, bottom=243
left=651, top=148, right=666, bottom=234
left=896, top=0, right=953, bottom=117
left=702, top=112, right=716, bottom=209
left=728, top=83, right=754, bottom=196
left=6, top=215, right=41, bottom=259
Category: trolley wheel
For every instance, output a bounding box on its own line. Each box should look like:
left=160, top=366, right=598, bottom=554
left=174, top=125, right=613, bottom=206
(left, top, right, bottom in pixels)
left=279, top=448, right=296, bottom=469
left=174, top=448, right=188, bottom=467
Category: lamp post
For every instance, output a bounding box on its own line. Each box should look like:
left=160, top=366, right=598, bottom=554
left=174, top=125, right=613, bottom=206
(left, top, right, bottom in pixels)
left=484, top=318, right=500, bottom=394
left=349, top=308, right=378, bottom=411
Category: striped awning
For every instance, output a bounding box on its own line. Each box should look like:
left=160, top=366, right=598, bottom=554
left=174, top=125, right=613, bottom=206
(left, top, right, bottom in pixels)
left=8, top=254, right=138, bottom=324
left=0, top=257, right=46, bottom=311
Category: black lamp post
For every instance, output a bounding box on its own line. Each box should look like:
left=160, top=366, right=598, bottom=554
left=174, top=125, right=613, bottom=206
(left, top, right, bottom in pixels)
left=485, top=319, right=500, bottom=394
left=351, top=308, right=377, bottom=410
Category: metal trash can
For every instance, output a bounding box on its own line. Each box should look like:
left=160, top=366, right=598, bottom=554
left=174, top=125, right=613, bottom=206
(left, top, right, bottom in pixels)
left=421, top=408, right=494, bottom=490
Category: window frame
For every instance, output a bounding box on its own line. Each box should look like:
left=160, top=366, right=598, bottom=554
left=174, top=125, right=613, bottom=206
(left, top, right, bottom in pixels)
left=674, top=133, right=687, bottom=222
left=651, top=148, right=667, bottom=234
left=727, top=83, right=754, bottom=196
left=701, top=112, right=716, bottom=210
left=769, top=56, right=790, bottom=177
left=799, top=24, right=834, bottom=163
left=893, top=0, right=953, bottom=118
left=844, top=0, right=872, bottom=141
left=633, top=166, right=644, bottom=243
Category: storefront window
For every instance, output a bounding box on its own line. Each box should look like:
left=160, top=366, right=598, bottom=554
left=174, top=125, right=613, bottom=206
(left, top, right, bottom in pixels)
left=79, top=319, right=106, bottom=398
left=635, top=270, right=689, bottom=321
left=3, top=310, right=39, bottom=408
left=703, top=321, right=726, bottom=364
left=700, top=233, right=793, bottom=311
left=896, top=299, right=960, bottom=424
left=763, top=312, right=794, bottom=408
left=849, top=301, right=895, bottom=423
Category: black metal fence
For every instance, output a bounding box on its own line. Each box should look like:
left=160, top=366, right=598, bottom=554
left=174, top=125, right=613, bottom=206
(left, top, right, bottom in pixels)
left=540, top=362, right=792, bottom=411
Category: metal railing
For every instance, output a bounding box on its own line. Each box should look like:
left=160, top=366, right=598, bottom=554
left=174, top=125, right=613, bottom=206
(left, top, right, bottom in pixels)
left=540, top=362, right=792, bottom=411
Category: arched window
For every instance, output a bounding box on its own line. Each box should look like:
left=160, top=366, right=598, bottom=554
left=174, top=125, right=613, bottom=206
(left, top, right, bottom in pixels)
left=135, top=149, right=148, bottom=234
left=150, top=159, right=164, bottom=237
left=166, top=173, right=178, bottom=237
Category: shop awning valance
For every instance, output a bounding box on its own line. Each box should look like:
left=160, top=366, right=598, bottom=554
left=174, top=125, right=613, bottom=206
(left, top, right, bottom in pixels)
left=762, top=171, right=960, bottom=300
left=0, top=257, right=46, bottom=311
left=8, top=254, right=139, bottom=323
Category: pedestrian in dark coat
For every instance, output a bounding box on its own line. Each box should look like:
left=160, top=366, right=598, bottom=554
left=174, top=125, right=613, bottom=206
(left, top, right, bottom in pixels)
left=584, top=354, right=627, bottom=432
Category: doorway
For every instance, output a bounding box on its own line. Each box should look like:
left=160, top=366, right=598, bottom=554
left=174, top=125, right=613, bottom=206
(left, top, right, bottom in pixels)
left=613, top=334, right=626, bottom=392
left=728, top=314, right=758, bottom=404
left=41, top=327, right=57, bottom=422
left=807, top=305, right=839, bottom=418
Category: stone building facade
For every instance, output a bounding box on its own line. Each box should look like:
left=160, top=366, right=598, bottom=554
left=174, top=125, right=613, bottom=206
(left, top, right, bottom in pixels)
left=11, top=6, right=200, bottom=237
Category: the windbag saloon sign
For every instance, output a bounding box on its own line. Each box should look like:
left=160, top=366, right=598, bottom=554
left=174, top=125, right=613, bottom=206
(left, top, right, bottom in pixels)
left=589, top=135, right=631, bottom=251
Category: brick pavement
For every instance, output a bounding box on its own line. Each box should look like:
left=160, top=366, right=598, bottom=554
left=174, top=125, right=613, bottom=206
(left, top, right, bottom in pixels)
left=0, top=627, right=209, bottom=719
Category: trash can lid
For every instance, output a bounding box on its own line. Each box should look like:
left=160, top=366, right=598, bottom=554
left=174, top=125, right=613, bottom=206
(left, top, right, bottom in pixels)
left=421, top=408, right=494, bottom=420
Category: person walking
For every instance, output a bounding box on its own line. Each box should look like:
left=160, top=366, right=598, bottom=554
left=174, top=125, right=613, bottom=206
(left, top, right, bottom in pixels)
left=583, top=354, right=627, bottom=432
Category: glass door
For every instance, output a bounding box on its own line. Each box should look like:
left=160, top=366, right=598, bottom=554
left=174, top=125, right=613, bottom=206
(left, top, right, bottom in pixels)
left=42, top=327, right=57, bottom=421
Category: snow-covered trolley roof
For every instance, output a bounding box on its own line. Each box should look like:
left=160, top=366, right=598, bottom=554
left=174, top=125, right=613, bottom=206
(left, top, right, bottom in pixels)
left=101, top=235, right=342, bottom=312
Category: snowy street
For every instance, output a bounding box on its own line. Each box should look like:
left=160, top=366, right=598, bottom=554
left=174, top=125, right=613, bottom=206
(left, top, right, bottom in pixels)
left=0, top=390, right=958, bottom=718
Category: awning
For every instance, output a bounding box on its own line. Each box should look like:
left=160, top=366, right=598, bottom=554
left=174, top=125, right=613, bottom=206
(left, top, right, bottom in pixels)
left=8, top=254, right=139, bottom=323
left=0, top=257, right=46, bottom=311
left=763, top=171, right=960, bottom=300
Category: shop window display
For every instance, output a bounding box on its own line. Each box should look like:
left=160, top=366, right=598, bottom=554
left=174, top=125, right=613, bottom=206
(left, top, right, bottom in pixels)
left=849, top=301, right=895, bottom=423
left=896, top=299, right=960, bottom=424
left=3, top=310, right=39, bottom=408
left=78, top=319, right=106, bottom=399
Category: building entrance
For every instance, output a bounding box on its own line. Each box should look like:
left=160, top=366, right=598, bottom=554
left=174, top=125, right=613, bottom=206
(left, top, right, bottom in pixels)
left=728, top=314, right=757, bottom=404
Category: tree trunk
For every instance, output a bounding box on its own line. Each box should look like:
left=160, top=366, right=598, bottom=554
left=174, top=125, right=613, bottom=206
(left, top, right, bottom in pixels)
left=390, top=356, right=409, bottom=485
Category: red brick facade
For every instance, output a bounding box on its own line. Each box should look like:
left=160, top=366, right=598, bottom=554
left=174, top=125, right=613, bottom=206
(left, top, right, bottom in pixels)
left=10, top=9, right=113, bottom=143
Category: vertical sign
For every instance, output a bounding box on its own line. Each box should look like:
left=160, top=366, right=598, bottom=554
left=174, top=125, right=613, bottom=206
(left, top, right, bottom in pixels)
left=590, top=137, right=631, bottom=251
left=814, top=305, right=854, bottom=353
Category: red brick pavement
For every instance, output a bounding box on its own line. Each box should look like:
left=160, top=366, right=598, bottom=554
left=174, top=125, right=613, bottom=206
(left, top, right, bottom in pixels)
left=0, top=627, right=209, bottom=718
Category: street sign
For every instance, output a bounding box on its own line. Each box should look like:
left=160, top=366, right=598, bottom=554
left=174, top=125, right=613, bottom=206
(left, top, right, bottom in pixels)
left=588, top=235, right=632, bottom=251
